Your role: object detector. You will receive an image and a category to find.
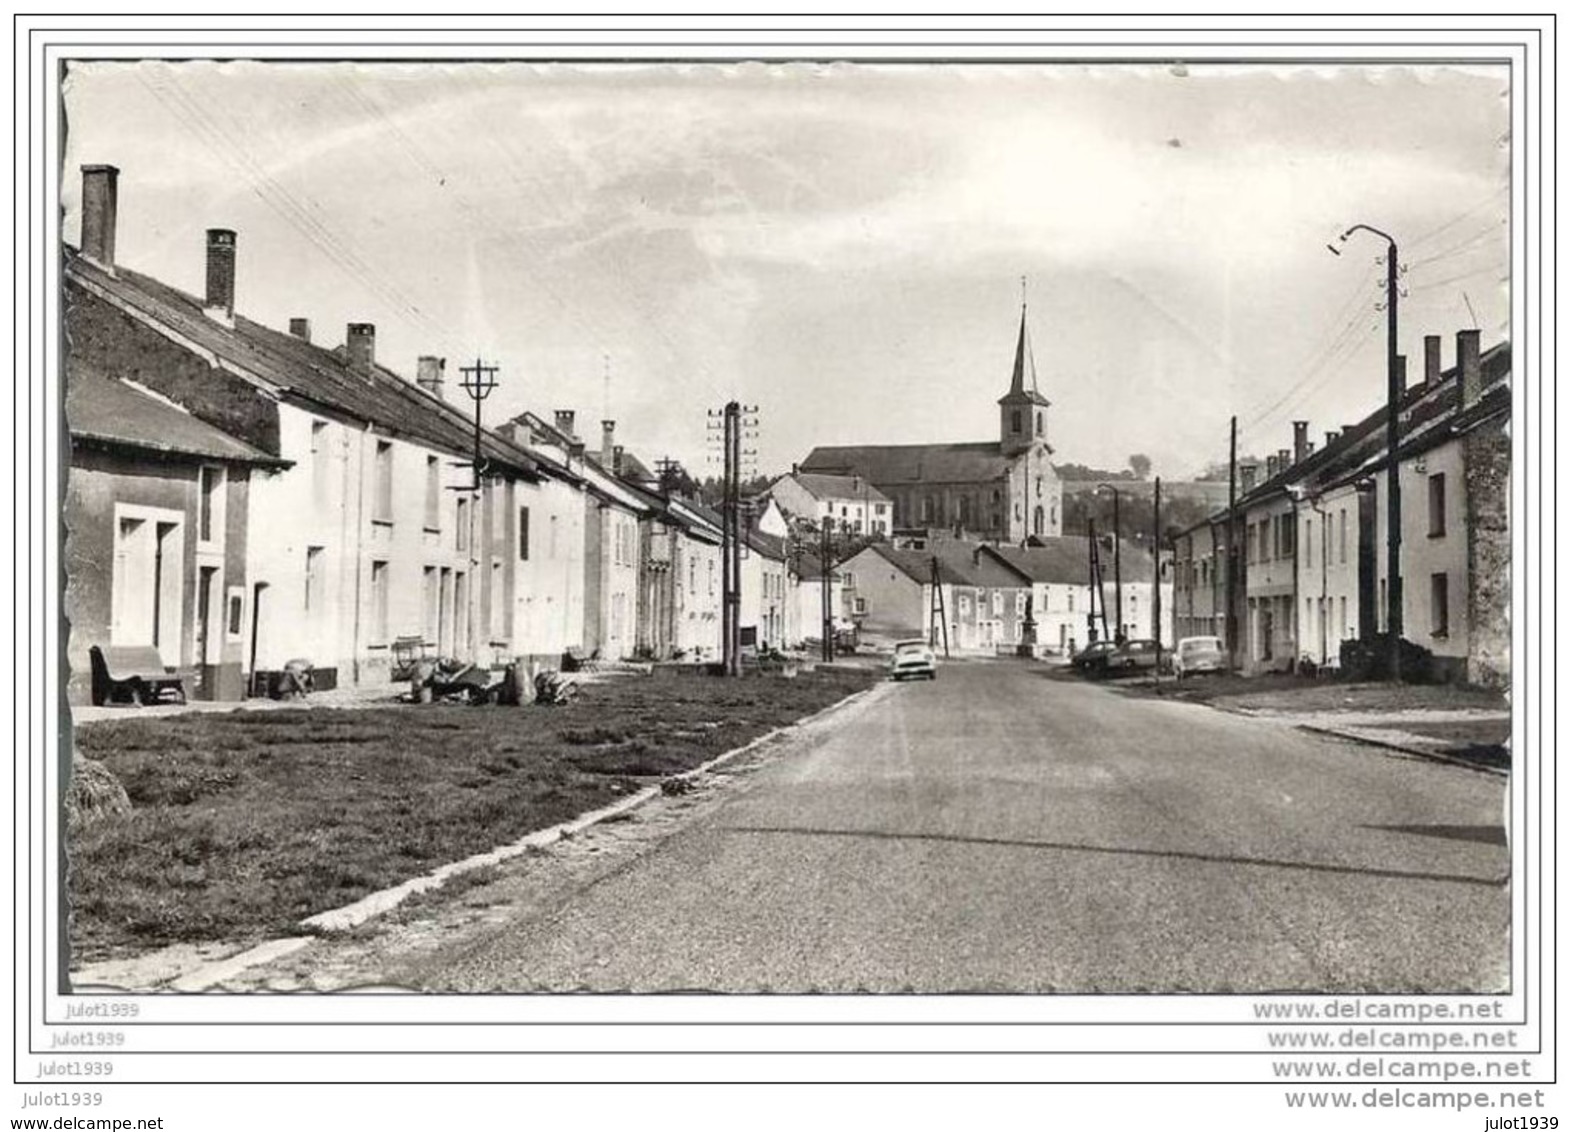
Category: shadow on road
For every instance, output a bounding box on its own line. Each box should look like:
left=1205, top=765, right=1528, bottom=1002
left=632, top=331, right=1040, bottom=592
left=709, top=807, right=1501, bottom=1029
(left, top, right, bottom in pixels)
left=718, top=824, right=1510, bottom=888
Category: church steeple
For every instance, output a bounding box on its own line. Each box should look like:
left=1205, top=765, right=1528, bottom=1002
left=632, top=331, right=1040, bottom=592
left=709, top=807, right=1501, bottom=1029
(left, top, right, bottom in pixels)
left=998, top=289, right=1049, bottom=457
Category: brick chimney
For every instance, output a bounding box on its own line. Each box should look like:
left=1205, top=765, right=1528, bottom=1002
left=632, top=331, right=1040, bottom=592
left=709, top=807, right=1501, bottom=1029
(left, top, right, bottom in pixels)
left=553, top=409, right=577, bottom=439
left=1292, top=420, right=1310, bottom=465
left=1424, top=334, right=1442, bottom=388
left=288, top=318, right=312, bottom=342
left=416, top=355, right=445, bottom=398
left=1395, top=353, right=1407, bottom=397
left=1277, top=449, right=1290, bottom=475
left=346, top=323, right=376, bottom=369
left=1239, top=463, right=1259, bottom=493
left=1458, top=329, right=1483, bottom=407
left=612, top=445, right=625, bottom=475
left=204, top=228, right=237, bottom=322
left=1266, top=455, right=1278, bottom=480
left=600, top=419, right=616, bottom=465
left=1325, top=430, right=1340, bottom=449
left=79, top=164, right=119, bottom=269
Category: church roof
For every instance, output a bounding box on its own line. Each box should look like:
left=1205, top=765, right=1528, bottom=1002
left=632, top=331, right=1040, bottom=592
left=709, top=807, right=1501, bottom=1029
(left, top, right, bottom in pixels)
left=800, top=441, right=1012, bottom=486
left=998, top=303, right=1050, bottom=407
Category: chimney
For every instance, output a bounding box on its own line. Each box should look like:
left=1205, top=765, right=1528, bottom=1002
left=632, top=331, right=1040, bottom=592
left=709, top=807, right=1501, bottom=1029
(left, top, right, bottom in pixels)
left=289, top=318, right=312, bottom=342
left=613, top=444, right=625, bottom=475
left=553, top=409, right=577, bottom=438
left=1458, top=329, right=1483, bottom=407
left=1277, top=449, right=1290, bottom=476
left=1325, top=430, right=1340, bottom=449
left=346, top=323, right=376, bottom=369
left=79, top=164, right=119, bottom=268
left=204, top=228, right=237, bottom=321
left=1424, top=334, right=1442, bottom=388
left=1266, top=455, right=1278, bottom=480
left=1395, top=353, right=1407, bottom=397
left=1292, top=420, right=1310, bottom=465
left=600, top=419, right=615, bottom=465
left=416, top=355, right=445, bottom=398
left=791, top=462, right=800, bottom=476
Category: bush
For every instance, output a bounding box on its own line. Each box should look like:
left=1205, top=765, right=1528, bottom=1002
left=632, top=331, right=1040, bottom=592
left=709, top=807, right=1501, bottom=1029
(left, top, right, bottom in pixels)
left=1339, top=634, right=1437, bottom=683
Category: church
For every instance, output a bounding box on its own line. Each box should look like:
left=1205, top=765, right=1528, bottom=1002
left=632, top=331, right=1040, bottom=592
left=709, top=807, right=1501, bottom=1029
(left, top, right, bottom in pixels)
left=798, top=302, right=1063, bottom=545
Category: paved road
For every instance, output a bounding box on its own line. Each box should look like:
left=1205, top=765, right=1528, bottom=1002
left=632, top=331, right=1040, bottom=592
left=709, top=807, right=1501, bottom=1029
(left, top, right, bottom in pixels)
left=412, top=662, right=1510, bottom=993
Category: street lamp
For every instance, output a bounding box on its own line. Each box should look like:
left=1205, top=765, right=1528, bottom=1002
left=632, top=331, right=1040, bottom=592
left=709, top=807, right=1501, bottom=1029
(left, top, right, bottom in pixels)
left=1329, top=224, right=1402, bottom=681
left=1096, top=484, right=1124, bottom=642
left=457, top=357, right=500, bottom=491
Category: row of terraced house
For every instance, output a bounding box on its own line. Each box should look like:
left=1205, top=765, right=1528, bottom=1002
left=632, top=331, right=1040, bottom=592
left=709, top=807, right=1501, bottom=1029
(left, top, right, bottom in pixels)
left=62, top=164, right=806, bottom=705
left=1171, top=329, right=1511, bottom=686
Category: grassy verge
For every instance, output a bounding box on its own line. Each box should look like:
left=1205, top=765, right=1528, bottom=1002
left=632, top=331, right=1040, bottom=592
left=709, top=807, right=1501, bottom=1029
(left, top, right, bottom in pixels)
left=68, top=668, right=873, bottom=963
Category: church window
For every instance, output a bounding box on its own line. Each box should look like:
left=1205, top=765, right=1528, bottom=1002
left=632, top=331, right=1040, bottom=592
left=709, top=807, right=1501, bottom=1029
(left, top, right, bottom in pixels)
left=921, top=495, right=935, bottom=523
left=1011, top=409, right=1022, bottom=434
left=958, top=496, right=971, bottom=525
left=1036, top=411, right=1044, bottom=433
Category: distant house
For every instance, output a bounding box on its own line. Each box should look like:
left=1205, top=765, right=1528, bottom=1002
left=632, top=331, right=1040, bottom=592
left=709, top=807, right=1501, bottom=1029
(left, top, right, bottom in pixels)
left=766, top=471, right=892, bottom=536
left=800, top=303, right=1063, bottom=544
left=986, top=537, right=1168, bottom=655
left=792, top=550, right=850, bottom=646
left=740, top=529, right=793, bottom=649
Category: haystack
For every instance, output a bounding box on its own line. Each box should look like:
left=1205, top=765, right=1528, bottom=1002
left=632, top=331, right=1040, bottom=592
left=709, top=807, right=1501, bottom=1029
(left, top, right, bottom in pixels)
left=67, top=756, right=131, bottom=832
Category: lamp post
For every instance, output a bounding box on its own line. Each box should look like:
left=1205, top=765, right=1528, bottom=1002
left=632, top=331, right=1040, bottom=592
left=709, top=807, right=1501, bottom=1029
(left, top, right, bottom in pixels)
left=1329, top=224, right=1402, bottom=681
left=457, top=357, right=500, bottom=491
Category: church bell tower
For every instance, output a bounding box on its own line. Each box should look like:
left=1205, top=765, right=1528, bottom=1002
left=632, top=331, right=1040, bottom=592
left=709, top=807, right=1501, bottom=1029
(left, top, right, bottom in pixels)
left=998, top=299, right=1050, bottom=458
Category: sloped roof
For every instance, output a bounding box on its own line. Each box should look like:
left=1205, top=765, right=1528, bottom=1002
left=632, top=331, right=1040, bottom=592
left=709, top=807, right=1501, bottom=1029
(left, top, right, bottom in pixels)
left=858, top=543, right=974, bottom=586
left=999, top=305, right=1050, bottom=407
left=68, top=366, right=289, bottom=467
left=66, top=247, right=541, bottom=480
left=744, top=528, right=788, bottom=562
left=988, top=537, right=1157, bottom=585
left=788, top=472, right=892, bottom=504
left=801, top=441, right=1011, bottom=486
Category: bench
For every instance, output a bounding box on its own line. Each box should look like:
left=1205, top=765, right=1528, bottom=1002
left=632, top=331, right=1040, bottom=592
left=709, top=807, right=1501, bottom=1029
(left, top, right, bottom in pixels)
left=88, top=645, right=194, bottom=706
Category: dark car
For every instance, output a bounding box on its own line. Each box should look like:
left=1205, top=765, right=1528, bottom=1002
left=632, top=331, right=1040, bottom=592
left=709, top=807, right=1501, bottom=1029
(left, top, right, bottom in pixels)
left=1106, top=638, right=1163, bottom=676
left=1070, top=639, right=1120, bottom=676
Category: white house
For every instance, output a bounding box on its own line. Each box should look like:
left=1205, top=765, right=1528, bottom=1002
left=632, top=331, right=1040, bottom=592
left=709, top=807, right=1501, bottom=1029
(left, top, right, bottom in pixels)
left=766, top=471, right=892, bottom=536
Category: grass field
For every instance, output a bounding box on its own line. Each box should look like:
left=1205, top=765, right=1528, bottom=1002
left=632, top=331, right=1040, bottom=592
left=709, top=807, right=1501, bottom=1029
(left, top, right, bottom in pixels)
left=68, top=668, right=874, bottom=963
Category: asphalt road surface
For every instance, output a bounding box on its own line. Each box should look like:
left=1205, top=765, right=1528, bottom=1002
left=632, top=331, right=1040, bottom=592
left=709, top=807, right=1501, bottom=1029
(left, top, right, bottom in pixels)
left=412, top=661, right=1510, bottom=993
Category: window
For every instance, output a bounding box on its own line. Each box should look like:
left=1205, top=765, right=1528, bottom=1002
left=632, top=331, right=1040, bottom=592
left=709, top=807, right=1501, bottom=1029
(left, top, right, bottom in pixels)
left=1278, top=514, right=1295, bottom=557
left=370, top=560, right=389, bottom=644
left=1339, top=596, right=1347, bottom=640
left=1067, top=590, right=1075, bottom=612
left=1339, top=508, right=1348, bottom=564
left=688, top=555, right=696, bottom=593
left=1431, top=572, right=1450, bottom=637
left=199, top=466, right=222, bottom=542
left=707, top=559, right=715, bottom=596
left=226, top=590, right=244, bottom=637
left=1428, top=473, right=1447, bottom=537
left=853, top=596, right=867, bottom=614
left=373, top=441, right=394, bottom=522
left=518, top=507, right=530, bottom=560
left=958, top=595, right=971, bottom=614
left=1379, top=579, right=1387, bottom=632
left=304, top=546, right=325, bottom=614
left=1036, top=411, right=1044, bottom=434
left=424, top=456, right=441, bottom=529
left=310, top=421, right=330, bottom=504
left=1015, top=592, right=1026, bottom=616
left=921, top=496, right=934, bottom=523
left=455, top=497, right=469, bottom=552
left=875, top=503, right=887, bottom=515
left=422, top=566, right=439, bottom=643
left=1011, top=409, right=1022, bottom=434
left=1304, top=518, right=1313, bottom=567
left=490, top=561, right=505, bottom=638
left=843, top=572, right=856, bottom=589
left=549, top=514, right=559, bottom=558
left=992, top=591, right=1004, bottom=616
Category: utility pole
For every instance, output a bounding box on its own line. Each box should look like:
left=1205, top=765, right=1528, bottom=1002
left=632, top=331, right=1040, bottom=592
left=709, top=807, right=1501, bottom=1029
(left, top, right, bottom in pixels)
left=820, top=521, right=834, bottom=662
left=1112, top=488, right=1123, bottom=642
left=1332, top=223, right=1403, bottom=681
left=724, top=401, right=742, bottom=676
left=1227, top=415, right=1238, bottom=674
left=1153, top=476, right=1162, bottom=670
left=928, top=556, right=950, bottom=657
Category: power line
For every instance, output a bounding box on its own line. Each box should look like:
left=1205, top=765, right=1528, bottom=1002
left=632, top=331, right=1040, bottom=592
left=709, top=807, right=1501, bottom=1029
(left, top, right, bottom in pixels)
left=1407, top=185, right=1508, bottom=249
left=1407, top=259, right=1511, bottom=294
left=1406, top=219, right=1507, bottom=270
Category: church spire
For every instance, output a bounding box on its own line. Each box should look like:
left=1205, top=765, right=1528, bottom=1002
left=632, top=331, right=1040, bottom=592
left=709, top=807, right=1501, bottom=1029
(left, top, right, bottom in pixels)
left=1000, top=283, right=1047, bottom=406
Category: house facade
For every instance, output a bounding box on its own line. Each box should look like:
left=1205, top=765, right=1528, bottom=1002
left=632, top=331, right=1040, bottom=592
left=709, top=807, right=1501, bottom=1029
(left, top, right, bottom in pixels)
left=63, top=163, right=580, bottom=698
left=64, top=365, right=287, bottom=704
left=767, top=471, right=892, bottom=536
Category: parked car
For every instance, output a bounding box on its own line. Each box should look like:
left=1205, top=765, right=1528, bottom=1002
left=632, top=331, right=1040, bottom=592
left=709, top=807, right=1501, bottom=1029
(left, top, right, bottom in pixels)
left=1173, top=635, right=1226, bottom=679
left=1106, top=638, right=1163, bottom=676
left=1070, top=639, right=1120, bottom=677
left=889, top=639, right=938, bottom=681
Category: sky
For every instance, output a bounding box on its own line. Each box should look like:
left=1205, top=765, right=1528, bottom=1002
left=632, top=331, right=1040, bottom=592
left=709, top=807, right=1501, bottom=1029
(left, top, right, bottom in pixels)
left=61, top=59, right=1510, bottom=479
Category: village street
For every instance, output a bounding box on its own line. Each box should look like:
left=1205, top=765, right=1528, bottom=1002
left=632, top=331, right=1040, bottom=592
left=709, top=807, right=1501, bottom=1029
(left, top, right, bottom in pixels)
left=353, top=662, right=1512, bottom=995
